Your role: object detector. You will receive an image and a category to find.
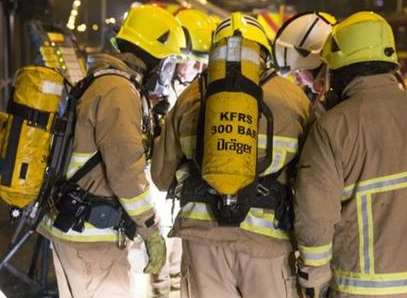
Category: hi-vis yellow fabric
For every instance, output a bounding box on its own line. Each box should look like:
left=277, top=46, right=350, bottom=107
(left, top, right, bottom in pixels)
left=202, top=38, right=262, bottom=195
left=0, top=66, right=63, bottom=208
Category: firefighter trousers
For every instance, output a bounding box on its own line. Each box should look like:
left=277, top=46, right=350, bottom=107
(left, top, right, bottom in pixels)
left=52, top=239, right=135, bottom=298
left=180, top=239, right=299, bottom=298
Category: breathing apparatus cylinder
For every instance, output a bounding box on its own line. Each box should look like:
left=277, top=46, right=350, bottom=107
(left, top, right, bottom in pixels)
left=0, top=66, right=64, bottom=208
left=201, top=35, right=263, bottom=195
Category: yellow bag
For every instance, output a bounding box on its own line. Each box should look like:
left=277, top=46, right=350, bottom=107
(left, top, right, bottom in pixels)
left=201, top=37, right=267, bottom=195
left=0, top=66, right=64, bottom=208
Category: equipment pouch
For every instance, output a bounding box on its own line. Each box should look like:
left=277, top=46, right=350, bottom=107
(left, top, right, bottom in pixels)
left=53, top=182, right=91, bottom=232
left=273, top=183, right=294, bottom=231
left=87, top=200, right=122, bottom=229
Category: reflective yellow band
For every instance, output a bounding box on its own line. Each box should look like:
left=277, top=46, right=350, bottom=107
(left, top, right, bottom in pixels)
left=357, top=194, right=375, bottom=274
left=180, top=202, right=213, bottom=221
left=261, top=148, right=287, bottom=176
left=343, top=171, right=407, bottom=201
left=335, top=270, right=407, bottom=295
left=258, top=135, right=298, bottom=153
left=298, top=243, right=333, bottom=266
left=66, top=151, right=97, bottom=179
left=39, top=215, right=117, bottom=242
left=119, top=190, right=153, bottom=217
left=240, top=208, right=289, bottom=240
left=180, top=204, right=289, bottom=240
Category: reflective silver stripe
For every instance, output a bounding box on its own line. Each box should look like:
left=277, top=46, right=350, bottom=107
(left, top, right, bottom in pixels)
left=182, top=202, right=211, bottom=214
left=361, top=195, right=370, bottom=273
left=258, top=135, right=298, bottom=152
left=302, top=249, right=332, bottom=261
left=298, top=243, right=332, bottom=266
left=210, top=45, right=261, bottom=65
left=334, top=270, right=407, bottom=295
left=66, top=152, right=96, bottom=178
left=119, top=191, right=153, bottom=216
left=343, top=172, right=407, bottom=201
left=337, top=276, right=407, bottom=288
left=180, top=202, right=213, bottom=220
left=356, top=194, right=374, bottom=274
left=262, top=150, right=284, bottom=175
left=241, top=209, right=289, bottom=239
left=40, top=215, right=117, bottom=242
left=244, top=212, right=277, bottom=230
left=42, top=81, right=64, bottom=96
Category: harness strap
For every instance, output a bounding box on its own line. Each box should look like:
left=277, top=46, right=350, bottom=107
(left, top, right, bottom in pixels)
left=8, top=101, right=50, bottom=129
left=67, top=152, right=102, bottom=184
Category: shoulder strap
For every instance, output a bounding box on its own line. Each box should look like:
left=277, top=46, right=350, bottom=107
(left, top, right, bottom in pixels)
left=256, top=100, right=274, bottom=174
left=194, top=74, right=207, bottom=167
left=260, top=69, right=277, bottom=86
left=70, top=68, right=141, bottom=101
left=92, top=68, right=142, bottom=90
left=67, top=152, right=102, bottom=184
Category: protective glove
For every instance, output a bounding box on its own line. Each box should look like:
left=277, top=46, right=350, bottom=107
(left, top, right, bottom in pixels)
left=297, top=264, right=332, bottom=298
left=143, top=231, right=167, bottom=274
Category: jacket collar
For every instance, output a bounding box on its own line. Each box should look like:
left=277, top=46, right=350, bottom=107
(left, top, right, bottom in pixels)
left=86, top=53, right=146, bottom=85
left=342, top=73, right=399, bottom=99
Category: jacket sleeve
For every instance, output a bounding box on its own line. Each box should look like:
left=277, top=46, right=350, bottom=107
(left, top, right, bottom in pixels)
left=94, top=77, right=156, bottom=238
left=294, top=119, right=343, bottom=268
left=151, top=104, right=184, bottom=191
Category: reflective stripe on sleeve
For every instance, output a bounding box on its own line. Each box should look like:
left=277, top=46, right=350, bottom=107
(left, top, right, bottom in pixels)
left=335, top=270, right=407, bottom=295
left=66, top=151, right=97, bottom=179
left=298, top=243, right=333, bottom=266
left=119, top=190, right=153, bottom=216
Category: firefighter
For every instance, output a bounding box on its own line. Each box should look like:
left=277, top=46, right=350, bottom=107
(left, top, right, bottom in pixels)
left=37, top=5, right=185, bottom=298
left=172, top=8, right=215, bottom=98
left=293, top=11, right=405, bottom=297
left=273, top=12, right=336, bottom=109
left=149, top=8, right=215, bottom=298
left=151, top=13, right=310, bottom=298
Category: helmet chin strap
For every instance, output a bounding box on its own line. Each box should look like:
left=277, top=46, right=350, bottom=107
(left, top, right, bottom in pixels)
left=313, top=64, right=330, bottom=103
left=321, top=66, right=342, bottom=110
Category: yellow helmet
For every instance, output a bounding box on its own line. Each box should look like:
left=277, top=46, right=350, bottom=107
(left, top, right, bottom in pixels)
left=115, top=4, right=186, bottom=59
left=256, top=11, right=283, bottom=41
left=213, top=12, right=271, bottom=55
left=209, top=15, right=222, bottom=30
left=322, top=11, right=398, bottom=70
left=176, top=9, right=214, bottom=59
left=165, top=4, right=185, bottom=15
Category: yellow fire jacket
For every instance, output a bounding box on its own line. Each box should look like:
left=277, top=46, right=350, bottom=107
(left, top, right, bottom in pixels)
left=38, top=53, right=157, bottom=243
left=294, top=74, right=407, bottom=297
left=152, top=75, right=310, bottom=257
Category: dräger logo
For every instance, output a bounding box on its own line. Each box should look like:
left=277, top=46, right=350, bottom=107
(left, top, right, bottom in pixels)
left=217, top=138, right=252, bottom=154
